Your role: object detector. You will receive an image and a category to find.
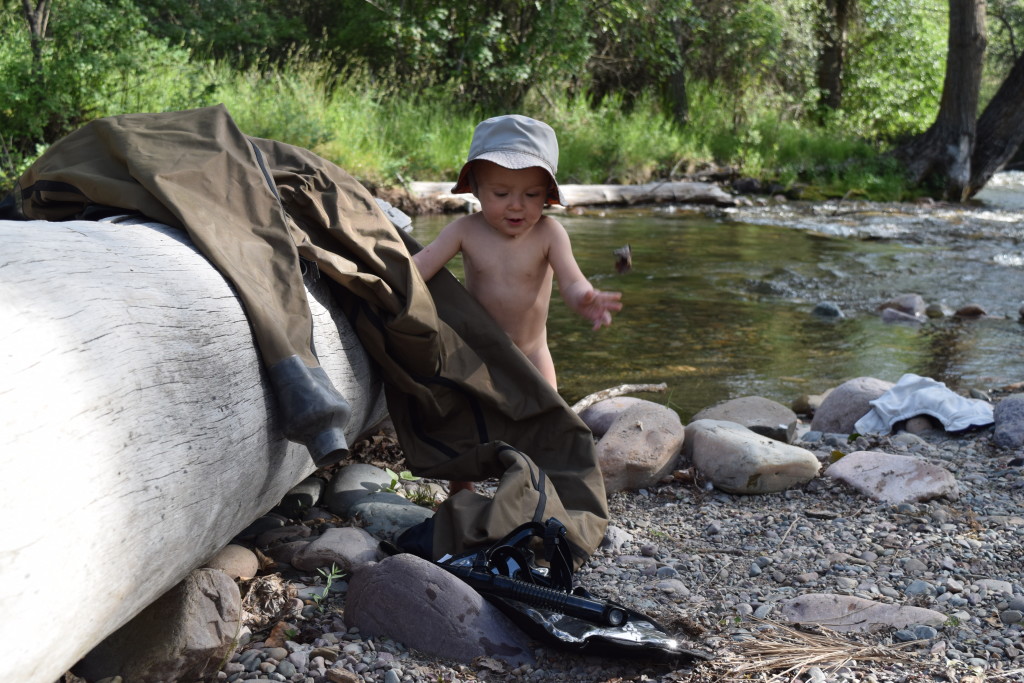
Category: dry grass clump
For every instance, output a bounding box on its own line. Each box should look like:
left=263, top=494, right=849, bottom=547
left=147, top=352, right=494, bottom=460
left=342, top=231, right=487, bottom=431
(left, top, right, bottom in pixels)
left=699, top=619, right=924, bottom=682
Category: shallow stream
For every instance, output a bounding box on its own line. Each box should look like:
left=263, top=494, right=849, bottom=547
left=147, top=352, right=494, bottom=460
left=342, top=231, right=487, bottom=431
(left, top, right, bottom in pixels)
left=409, top=173, right=1024, bottom=420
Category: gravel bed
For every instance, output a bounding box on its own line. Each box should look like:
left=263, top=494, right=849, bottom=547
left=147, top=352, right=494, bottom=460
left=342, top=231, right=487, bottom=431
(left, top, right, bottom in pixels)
left=224, top=399, right=1024, bottom=683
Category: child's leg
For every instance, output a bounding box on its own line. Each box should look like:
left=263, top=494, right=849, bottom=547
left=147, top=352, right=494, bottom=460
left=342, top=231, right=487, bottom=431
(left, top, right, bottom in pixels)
left=526, top=344, right=558, bottom=390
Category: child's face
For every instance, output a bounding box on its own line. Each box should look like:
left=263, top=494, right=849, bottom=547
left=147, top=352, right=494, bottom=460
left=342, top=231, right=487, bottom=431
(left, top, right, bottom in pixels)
left=472, top=161, right=550, bottom=238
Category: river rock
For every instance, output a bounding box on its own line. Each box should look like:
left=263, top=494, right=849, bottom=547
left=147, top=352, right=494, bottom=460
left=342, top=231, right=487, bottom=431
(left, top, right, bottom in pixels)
left=825, top=451, right=959, bottom=503
left=264, top=539, right=310, bottom=566
left=326, top=463, right=394, bottom=516
left=993, top=393, right=1024, bottom=449
left=347, top=493, right=434, bottom=540
left=811, top=301, right=844, bottom=318
left=236, top=513, right=288, bottom=541
left=792, top=389, right=832, bottom=416
left=256, top=523, right=312, bottom=547
left=881, top=308, right=923, bottom=324
left=683, top=419, right=820, bottom=494
left=204, top=543, right=260, bottom=580
left=345, top=554, right=534, bottom=666
left=810, top=377, right=893, bottom=433
left=780, top=594, right=946, bottom=633
left=690, top=395, right=797, bottom=443
left=291, top=526, right=384, bottom=573
left=579, top=396, right=645, bottom=437
left=879, top=293, right=926, bottom=317
left=277, top=476, right=327, bottom=517
left=74, top=568, right=241, bottom=682
left=954, top=303, right=987, bottom=317
left=596, top=402, right=685, bottom=492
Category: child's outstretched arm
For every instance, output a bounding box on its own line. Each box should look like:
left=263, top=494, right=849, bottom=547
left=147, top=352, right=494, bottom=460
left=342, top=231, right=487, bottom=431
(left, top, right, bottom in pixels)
left=412, top=219, right=465, bottom=281
left=571, top=287, right=623, bottom=330
left=548, top=221, right=623, bottom=329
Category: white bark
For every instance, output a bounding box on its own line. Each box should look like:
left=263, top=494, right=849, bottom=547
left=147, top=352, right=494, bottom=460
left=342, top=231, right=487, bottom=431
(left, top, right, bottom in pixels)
left=0, top=218, right=387, bottom=683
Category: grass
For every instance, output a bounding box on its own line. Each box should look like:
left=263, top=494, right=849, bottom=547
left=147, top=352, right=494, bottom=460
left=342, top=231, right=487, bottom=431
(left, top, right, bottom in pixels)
left=4, top=58, right=917, bottom=201
left=708, top=619, right=924, bottom=680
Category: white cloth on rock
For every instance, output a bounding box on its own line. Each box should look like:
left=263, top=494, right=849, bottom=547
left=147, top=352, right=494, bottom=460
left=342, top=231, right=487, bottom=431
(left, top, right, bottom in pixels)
left=854, top=373, right=994, bottom=435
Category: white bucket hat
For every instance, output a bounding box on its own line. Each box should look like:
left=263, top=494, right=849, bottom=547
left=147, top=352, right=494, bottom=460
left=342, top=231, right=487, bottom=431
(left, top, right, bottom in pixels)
left=451, top=114, right=567, bottom=206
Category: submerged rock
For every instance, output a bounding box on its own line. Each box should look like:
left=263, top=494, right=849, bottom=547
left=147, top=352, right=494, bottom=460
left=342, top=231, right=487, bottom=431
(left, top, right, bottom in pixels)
left=879, top=293, right=926, bottom=317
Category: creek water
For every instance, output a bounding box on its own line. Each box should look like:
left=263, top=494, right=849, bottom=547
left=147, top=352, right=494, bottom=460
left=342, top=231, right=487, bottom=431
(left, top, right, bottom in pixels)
left=409, top=172, right=1024, bottom=420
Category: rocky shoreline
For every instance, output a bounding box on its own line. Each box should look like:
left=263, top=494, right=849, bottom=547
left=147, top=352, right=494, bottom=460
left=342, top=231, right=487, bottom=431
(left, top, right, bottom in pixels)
left=180, top=381, right=1024, bottom=683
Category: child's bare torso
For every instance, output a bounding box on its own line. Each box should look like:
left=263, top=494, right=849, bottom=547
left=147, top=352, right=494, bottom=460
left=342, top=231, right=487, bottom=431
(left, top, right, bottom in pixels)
left=459, top=213, right=556, bottom=358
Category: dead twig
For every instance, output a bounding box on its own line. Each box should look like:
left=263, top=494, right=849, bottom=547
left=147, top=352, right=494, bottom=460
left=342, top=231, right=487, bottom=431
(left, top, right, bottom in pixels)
left=571, top=382, right=669, bottom=413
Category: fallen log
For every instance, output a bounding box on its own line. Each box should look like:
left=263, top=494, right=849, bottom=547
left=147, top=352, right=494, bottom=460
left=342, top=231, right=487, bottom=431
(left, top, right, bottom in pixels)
left=0, top=218, right=387, bottom=683
left=409, top=180, right=736, bottom=208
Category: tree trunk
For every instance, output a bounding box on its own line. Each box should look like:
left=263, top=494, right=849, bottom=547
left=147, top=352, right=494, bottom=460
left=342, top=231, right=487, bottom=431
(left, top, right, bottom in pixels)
left=664, top=18, right=690, bottom=126
left=815, top=0, right=853, bottom=114
left=0, top=218, right=387, bottom=683
left=967, top=50, right=1024, bottom=196
left=894, top=0, right=987, bottom=200
left=20, top=0, right=51, bottom=71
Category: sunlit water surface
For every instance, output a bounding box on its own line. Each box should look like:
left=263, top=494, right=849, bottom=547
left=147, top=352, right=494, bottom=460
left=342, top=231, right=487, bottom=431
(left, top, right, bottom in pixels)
left=409, top=173, right=1024, bottom=420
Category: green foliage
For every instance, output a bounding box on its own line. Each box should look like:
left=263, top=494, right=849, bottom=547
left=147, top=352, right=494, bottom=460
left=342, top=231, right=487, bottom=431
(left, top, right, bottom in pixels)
left=0, top=0, right=1001, bottom=200
left=311, top=563, right=345, bottom=613
left=324, top=1, right=591, bottom=112
left=0, top=0, right=213, bottom=187
left=840, top=0, right=947, bottom=139
left=382, top=468, right=420, bottom=494
left=548, top=93, right=694, bottom=184
left=983, top=0, right=1024, bottom=104
left=986, top=0, right=1024, bottom=71
left=216, top=60, right=338, bottom=151
left=134, top=0, right=308, bottom=67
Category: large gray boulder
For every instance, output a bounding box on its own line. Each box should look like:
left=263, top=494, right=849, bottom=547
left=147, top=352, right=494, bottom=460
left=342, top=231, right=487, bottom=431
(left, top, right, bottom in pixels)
left=345, top=554, right=534, bottom=666
left=579, top=397, right=646, bottom=437
left=291, top=526, right=385, bottom=573
left=993, top=393, right=1024, bottom=449
left=326, top=463, right=394, bottom=516
left=74, top=568, right=242, bottom=683
left=780, top=594, right=945, bottom=633
left=826, top=451, right=959, bottom=503
left=810, top=377, right=894, bottom=433
left=691, top=395, right=798, bottom=442
left=683, top=419, right=820, bottom=494
left=596, top=402, right=685, bottom=492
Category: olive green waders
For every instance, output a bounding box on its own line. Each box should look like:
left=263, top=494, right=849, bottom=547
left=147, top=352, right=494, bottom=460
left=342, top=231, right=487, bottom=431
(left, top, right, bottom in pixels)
left=2, top=105, right=609, bottom=566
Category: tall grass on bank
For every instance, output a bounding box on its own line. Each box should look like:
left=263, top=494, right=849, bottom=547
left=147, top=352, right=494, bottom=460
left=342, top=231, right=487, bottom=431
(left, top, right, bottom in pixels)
left=5, top=59, right=912, bottom=200
left=213, top=63, right=911, bottom=199
left=216, top=62, right=480, bottom=187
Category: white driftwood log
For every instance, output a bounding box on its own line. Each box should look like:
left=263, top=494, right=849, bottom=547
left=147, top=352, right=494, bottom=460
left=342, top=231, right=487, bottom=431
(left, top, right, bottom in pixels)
left=0, top=218, right=387, bottom=683
left=409, top=180, right=736, bottom=208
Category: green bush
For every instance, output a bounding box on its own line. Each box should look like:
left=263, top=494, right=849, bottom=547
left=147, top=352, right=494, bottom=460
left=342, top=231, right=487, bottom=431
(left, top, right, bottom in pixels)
left=0, top=0, right=213, bottom=188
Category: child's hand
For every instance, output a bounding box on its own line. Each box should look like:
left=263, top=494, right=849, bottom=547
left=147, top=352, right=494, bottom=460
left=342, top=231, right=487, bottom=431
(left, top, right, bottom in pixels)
left=578, top=288, right=623, bottom=330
